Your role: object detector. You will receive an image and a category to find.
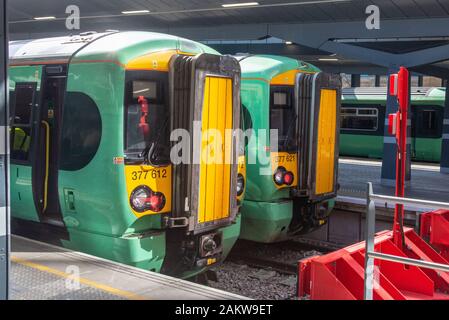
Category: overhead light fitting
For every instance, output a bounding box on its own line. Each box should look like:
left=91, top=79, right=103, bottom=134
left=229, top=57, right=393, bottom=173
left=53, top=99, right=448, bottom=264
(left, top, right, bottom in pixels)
left=285, top=41, right=293, bottom=45
left=222, top=2, right=259, bottom=8
left=33, top=16, right=56, bottom=20
left=318, top=58, right=339, bottom=61
left=122, top=10, right=150, bottom=15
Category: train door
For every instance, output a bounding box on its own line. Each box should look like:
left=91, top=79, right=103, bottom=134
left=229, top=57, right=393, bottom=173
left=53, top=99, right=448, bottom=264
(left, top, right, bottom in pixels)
left=32, top=65, right=67, bottom=223
left=411, top=106, right=417, bottom=159
left=411, top=105, right=444, bottom=162
left=296, top=72, right=342, bottom=201
left=10, top=80, right=39, bottom=221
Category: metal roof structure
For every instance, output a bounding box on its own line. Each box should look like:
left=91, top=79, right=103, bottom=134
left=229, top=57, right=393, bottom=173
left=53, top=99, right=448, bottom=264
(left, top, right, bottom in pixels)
left=9, top=0, right=449, bottom=29
left=7, top=0, right=449, bottom=78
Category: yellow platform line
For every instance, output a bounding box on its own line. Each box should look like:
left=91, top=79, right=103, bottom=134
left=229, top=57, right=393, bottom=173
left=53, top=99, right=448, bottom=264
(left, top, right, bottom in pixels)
left=11, top=256, right=147, bottom=300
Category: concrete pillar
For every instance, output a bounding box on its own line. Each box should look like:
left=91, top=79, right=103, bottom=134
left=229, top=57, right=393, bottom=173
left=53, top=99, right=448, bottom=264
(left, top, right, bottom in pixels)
left=418, top=76, right=424, bottom=87
left=381, top=67, right=412, bottom=187
left=375, top=75, right=380, bottom=87
left=440, top=82, right=449, bottom=174
left=0, top=0, right=9, bottom=300
left=351, top=74, right=360, bottom=87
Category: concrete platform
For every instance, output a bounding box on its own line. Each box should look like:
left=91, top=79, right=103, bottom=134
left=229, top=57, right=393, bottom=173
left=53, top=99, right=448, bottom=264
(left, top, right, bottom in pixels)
left=338, top=158, right=448, bottom=210
left=10, top=235, right=248, bottom=300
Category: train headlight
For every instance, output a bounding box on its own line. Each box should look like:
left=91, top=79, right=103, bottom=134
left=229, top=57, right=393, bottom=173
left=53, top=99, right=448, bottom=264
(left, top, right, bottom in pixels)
left=274, top=167, right=286, bottom=186
left=237, top=174, right=245, bottom=196
left=130, top=186, right=152, bottom=212
left=130, top=186, right=166, bottom=213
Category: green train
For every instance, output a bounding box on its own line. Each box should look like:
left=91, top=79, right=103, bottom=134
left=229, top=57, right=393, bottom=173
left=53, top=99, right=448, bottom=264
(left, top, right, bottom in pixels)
left=9, top=31, right=246, bottom=278
left=340, top=87, right=446, bottom=162
left=237, top=55, right=342, bottom=243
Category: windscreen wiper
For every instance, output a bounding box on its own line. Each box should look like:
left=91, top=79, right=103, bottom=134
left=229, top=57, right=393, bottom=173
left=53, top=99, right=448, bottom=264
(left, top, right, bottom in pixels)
left=143, top=118, right=169, bottom=165
left=283, top=114, right=298, bottom=149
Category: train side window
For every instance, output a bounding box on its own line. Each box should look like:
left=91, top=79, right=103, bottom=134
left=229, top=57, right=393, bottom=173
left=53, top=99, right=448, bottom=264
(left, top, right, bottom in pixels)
left=12, top=83, right=35, bottom=125
left=341, top=107, right=378, bottom=131
left=10, top=83, right=36, bottom=162
left=60, top=92, right=102, bottom=171
left=415, top=109, right=442, bottom=138
left=270, top=87, right=297, bottom=151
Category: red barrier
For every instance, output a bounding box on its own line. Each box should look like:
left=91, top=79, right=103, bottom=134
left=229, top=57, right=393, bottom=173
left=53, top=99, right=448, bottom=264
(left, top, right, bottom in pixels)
left=297, top=67, right=449, bottom=300
left=298, top=228, right=449, bottom=300
left=420, top=210, right=449, bottom=262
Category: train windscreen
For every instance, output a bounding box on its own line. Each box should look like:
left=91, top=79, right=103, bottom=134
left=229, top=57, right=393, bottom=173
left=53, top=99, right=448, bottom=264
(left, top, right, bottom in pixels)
left=270, top=86, right=297, bottom=151
left=124, top=71, right=170, bottom=164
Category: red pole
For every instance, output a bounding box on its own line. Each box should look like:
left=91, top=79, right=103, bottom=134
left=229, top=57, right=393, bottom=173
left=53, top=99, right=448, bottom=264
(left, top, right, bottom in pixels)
left=392, top=67, right=409, bottom=248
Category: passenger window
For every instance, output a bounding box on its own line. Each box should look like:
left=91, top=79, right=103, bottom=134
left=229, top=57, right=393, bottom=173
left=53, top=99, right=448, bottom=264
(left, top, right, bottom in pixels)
left=270, top=87, right=297, bottom=151
left=60, top=92, right=102, bottom=171
left=12, top=83, right=35, bottom=125
left=11, top=127, right=32, bottom=162
left=414, top=108, right=442, bottom=138
left=341, top=107, right=378, bottom=131
left=125, top=72, right=169, bottom=165
left=10, top=83, right=36, bottom=162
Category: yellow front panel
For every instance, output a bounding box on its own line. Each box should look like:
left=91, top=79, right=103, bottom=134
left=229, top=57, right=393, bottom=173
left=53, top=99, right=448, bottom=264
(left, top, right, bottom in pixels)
left=271, top=152, right=298, bottom=189
left=237, top=155, right=246, bottom=202
left=198, top=76, right=233, bottom=224
left=271, top=70, right=299, bottom=86
left=125, top=165, right=172, bottom=217
left=315, top=89, right=337, bottom=195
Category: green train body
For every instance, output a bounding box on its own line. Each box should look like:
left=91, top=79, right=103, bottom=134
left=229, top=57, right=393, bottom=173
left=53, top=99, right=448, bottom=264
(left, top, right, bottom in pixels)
left=340, top=87, right=446, bottom=162
left=237, top=55, right=342, bottom=243
left=9, top=31, right=244, bottom=278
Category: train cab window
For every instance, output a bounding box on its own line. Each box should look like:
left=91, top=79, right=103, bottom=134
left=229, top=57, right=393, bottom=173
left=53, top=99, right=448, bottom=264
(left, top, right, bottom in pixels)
left=414, top=108, right=442, bottom=138
left=270, top=87, right=297, bottom=151
left=341, top=107, right=378, bottom=131
left=125, top=72, right=169, bottom=165
left=10, top=83, right=36, bottom=162
left=241, top=104, right=253, bottom=147
left=60, top=92, right=102, bottom=171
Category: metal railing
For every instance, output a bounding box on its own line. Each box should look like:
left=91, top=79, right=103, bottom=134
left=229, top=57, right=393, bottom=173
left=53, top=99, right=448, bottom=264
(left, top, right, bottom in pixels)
left=364, top=182, right=449, bottom=300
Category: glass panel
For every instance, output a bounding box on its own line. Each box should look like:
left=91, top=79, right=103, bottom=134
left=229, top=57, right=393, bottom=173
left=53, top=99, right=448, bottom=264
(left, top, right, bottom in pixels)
left=13, top=84, right=35, bottom=125
left=419, top=110, right=438, bottom=136
left=360, top=75, right=376, bottom=87
left=270, top=88, right=297, bottom=151
left=132, top=81, right=157, bottom=99
left=11, top=126, right=31, bottom=161
left=341, top=107, right=378, bottom=131
left=125, top=78, right=169, bottom=163
left=273, top=92, right=288, bottom=106
left=60, top=92, right=102, bottom=171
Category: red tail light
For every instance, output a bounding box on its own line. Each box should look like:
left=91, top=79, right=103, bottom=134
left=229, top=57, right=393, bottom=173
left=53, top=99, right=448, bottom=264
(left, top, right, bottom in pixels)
left=273, top=167, right=294, bottom=186
left=284, top=172, right=294, bottom=186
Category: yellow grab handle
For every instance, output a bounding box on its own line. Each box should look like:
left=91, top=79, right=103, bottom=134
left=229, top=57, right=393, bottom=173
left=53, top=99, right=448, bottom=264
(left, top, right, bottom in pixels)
left=41, top=120, right=50, bottom=213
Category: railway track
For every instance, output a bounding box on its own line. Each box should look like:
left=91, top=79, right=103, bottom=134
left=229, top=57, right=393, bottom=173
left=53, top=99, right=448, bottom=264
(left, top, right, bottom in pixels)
left=227, top=238, right=342, bottom=276
left=228, top=253, right=298, bottom=275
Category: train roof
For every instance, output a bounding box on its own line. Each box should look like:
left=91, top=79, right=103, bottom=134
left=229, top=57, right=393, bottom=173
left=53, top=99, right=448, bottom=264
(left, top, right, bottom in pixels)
left=9, top=31, right=219, bottom=66
left=236, top=54, right=320, bottom=81
left=342, top=87, right=446, bottom=102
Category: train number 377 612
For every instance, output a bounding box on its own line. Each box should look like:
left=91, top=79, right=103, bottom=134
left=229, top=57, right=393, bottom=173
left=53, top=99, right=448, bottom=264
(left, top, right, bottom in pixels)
left=131, top=169, right=167, bottom=180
